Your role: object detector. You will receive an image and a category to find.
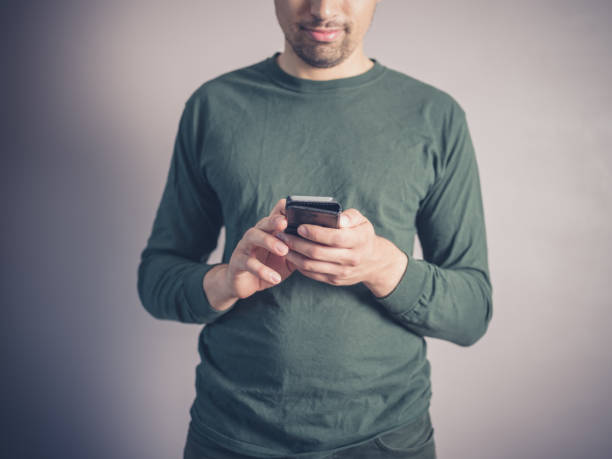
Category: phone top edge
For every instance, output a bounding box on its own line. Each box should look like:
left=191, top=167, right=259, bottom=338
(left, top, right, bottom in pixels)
left=287, top=195, right=334, bottom=202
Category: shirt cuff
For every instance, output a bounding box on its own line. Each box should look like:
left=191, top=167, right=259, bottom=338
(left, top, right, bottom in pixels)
left=371, top=251, right=429, bottom=316
left=185, top=262, right=236, bottom=323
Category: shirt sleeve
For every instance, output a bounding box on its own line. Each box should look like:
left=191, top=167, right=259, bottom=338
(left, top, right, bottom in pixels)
left=137, top=95, right=235, bottom=324
left=372, top=102, right=493, bottom=346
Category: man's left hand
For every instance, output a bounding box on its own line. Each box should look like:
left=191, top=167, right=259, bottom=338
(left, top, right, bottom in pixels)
left=274, top=208, right=408, bottom=297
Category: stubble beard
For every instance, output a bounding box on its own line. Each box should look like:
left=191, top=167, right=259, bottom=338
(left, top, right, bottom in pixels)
left=286, top=27, right=356, bottom=69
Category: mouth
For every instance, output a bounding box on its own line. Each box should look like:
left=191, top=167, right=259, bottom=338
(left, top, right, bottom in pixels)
left=301, top=27, right=343, bottom=42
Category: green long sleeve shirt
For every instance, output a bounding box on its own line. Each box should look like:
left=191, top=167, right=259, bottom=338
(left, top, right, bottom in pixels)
left=137, top=51, right=493, bottom=457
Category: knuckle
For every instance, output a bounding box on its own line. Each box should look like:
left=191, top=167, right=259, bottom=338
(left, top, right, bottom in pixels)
left=267, top=233, right=276, bottom=245
left=330, top=276, right=342, bottom=285
left=302, top=260, right=313, bottom=271
left=268, top=235, right=282, bottom=250
left=244, top=256, right=256, bottom=273
left=272, top=215, right=285, bottom=227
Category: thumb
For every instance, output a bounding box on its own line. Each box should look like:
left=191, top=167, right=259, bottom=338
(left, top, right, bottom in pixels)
left=339, top=209, right=364, bottom=228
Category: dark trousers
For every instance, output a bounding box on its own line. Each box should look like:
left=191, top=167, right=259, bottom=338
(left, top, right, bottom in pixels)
left=183, top=410, right=436, bottom=459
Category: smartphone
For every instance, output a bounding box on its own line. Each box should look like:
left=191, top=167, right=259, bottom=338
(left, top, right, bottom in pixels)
left=284, top=195, right=342, bottom=236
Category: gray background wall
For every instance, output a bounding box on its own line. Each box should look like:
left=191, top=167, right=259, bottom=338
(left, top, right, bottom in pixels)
left=3, top=1, right=611, bottom=458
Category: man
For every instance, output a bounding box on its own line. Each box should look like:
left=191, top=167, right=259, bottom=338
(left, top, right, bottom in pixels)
left=137, top=1, right=493, bottom=458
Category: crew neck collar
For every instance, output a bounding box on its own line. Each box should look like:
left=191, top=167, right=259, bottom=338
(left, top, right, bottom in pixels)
left=264, top=51, right=385, bottom=94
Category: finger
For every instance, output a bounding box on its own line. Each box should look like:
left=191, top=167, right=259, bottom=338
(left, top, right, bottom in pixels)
left=237, top=250, right=282, bottom=284
left=242, top=226, right=289, bottom=257
left=285, top=248, right=345, bottom=274
left=255, top=213, right=287, bottom=234
left=279, top=231, right=352, bottom=263
left=271, top=197, right=287, bottom=217
left=255, top=198, right=288, bottom=233
left=338, top=208, right=367, bottom=228
left=298, top=211, right=367, bottom=248
left=298, top=268, right=333, bottom=284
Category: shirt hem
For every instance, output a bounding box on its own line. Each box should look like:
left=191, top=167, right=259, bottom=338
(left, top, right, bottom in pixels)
left=187, top=399, right=431, bottom=458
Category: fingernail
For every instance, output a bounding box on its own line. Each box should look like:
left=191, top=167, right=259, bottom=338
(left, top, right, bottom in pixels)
left=340, top=215, right=349, bottom=227
left=270, top=272, right=281, bottom=283
left=298, top=226, right=308, bottom=237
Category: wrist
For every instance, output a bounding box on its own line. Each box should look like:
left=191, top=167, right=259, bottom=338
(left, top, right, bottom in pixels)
left=364, top=237, right=408, bottom=298
left=204, top=264, right=239, bottom=311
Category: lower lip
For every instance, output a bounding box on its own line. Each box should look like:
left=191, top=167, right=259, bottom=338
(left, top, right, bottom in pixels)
left=304, top=28, right=342, bottom=42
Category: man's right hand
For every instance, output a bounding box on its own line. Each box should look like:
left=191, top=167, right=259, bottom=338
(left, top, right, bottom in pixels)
left=223, top=198, right=295, bottom=301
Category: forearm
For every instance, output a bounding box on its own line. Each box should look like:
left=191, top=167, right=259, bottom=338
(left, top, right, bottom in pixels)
left=394, top=261, right=492, bottom=346
left=364, top=238, right=492, bottom=347
left=204, top=264, right=239, bottom=312
left=137, top=250, right=235, bottom=324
